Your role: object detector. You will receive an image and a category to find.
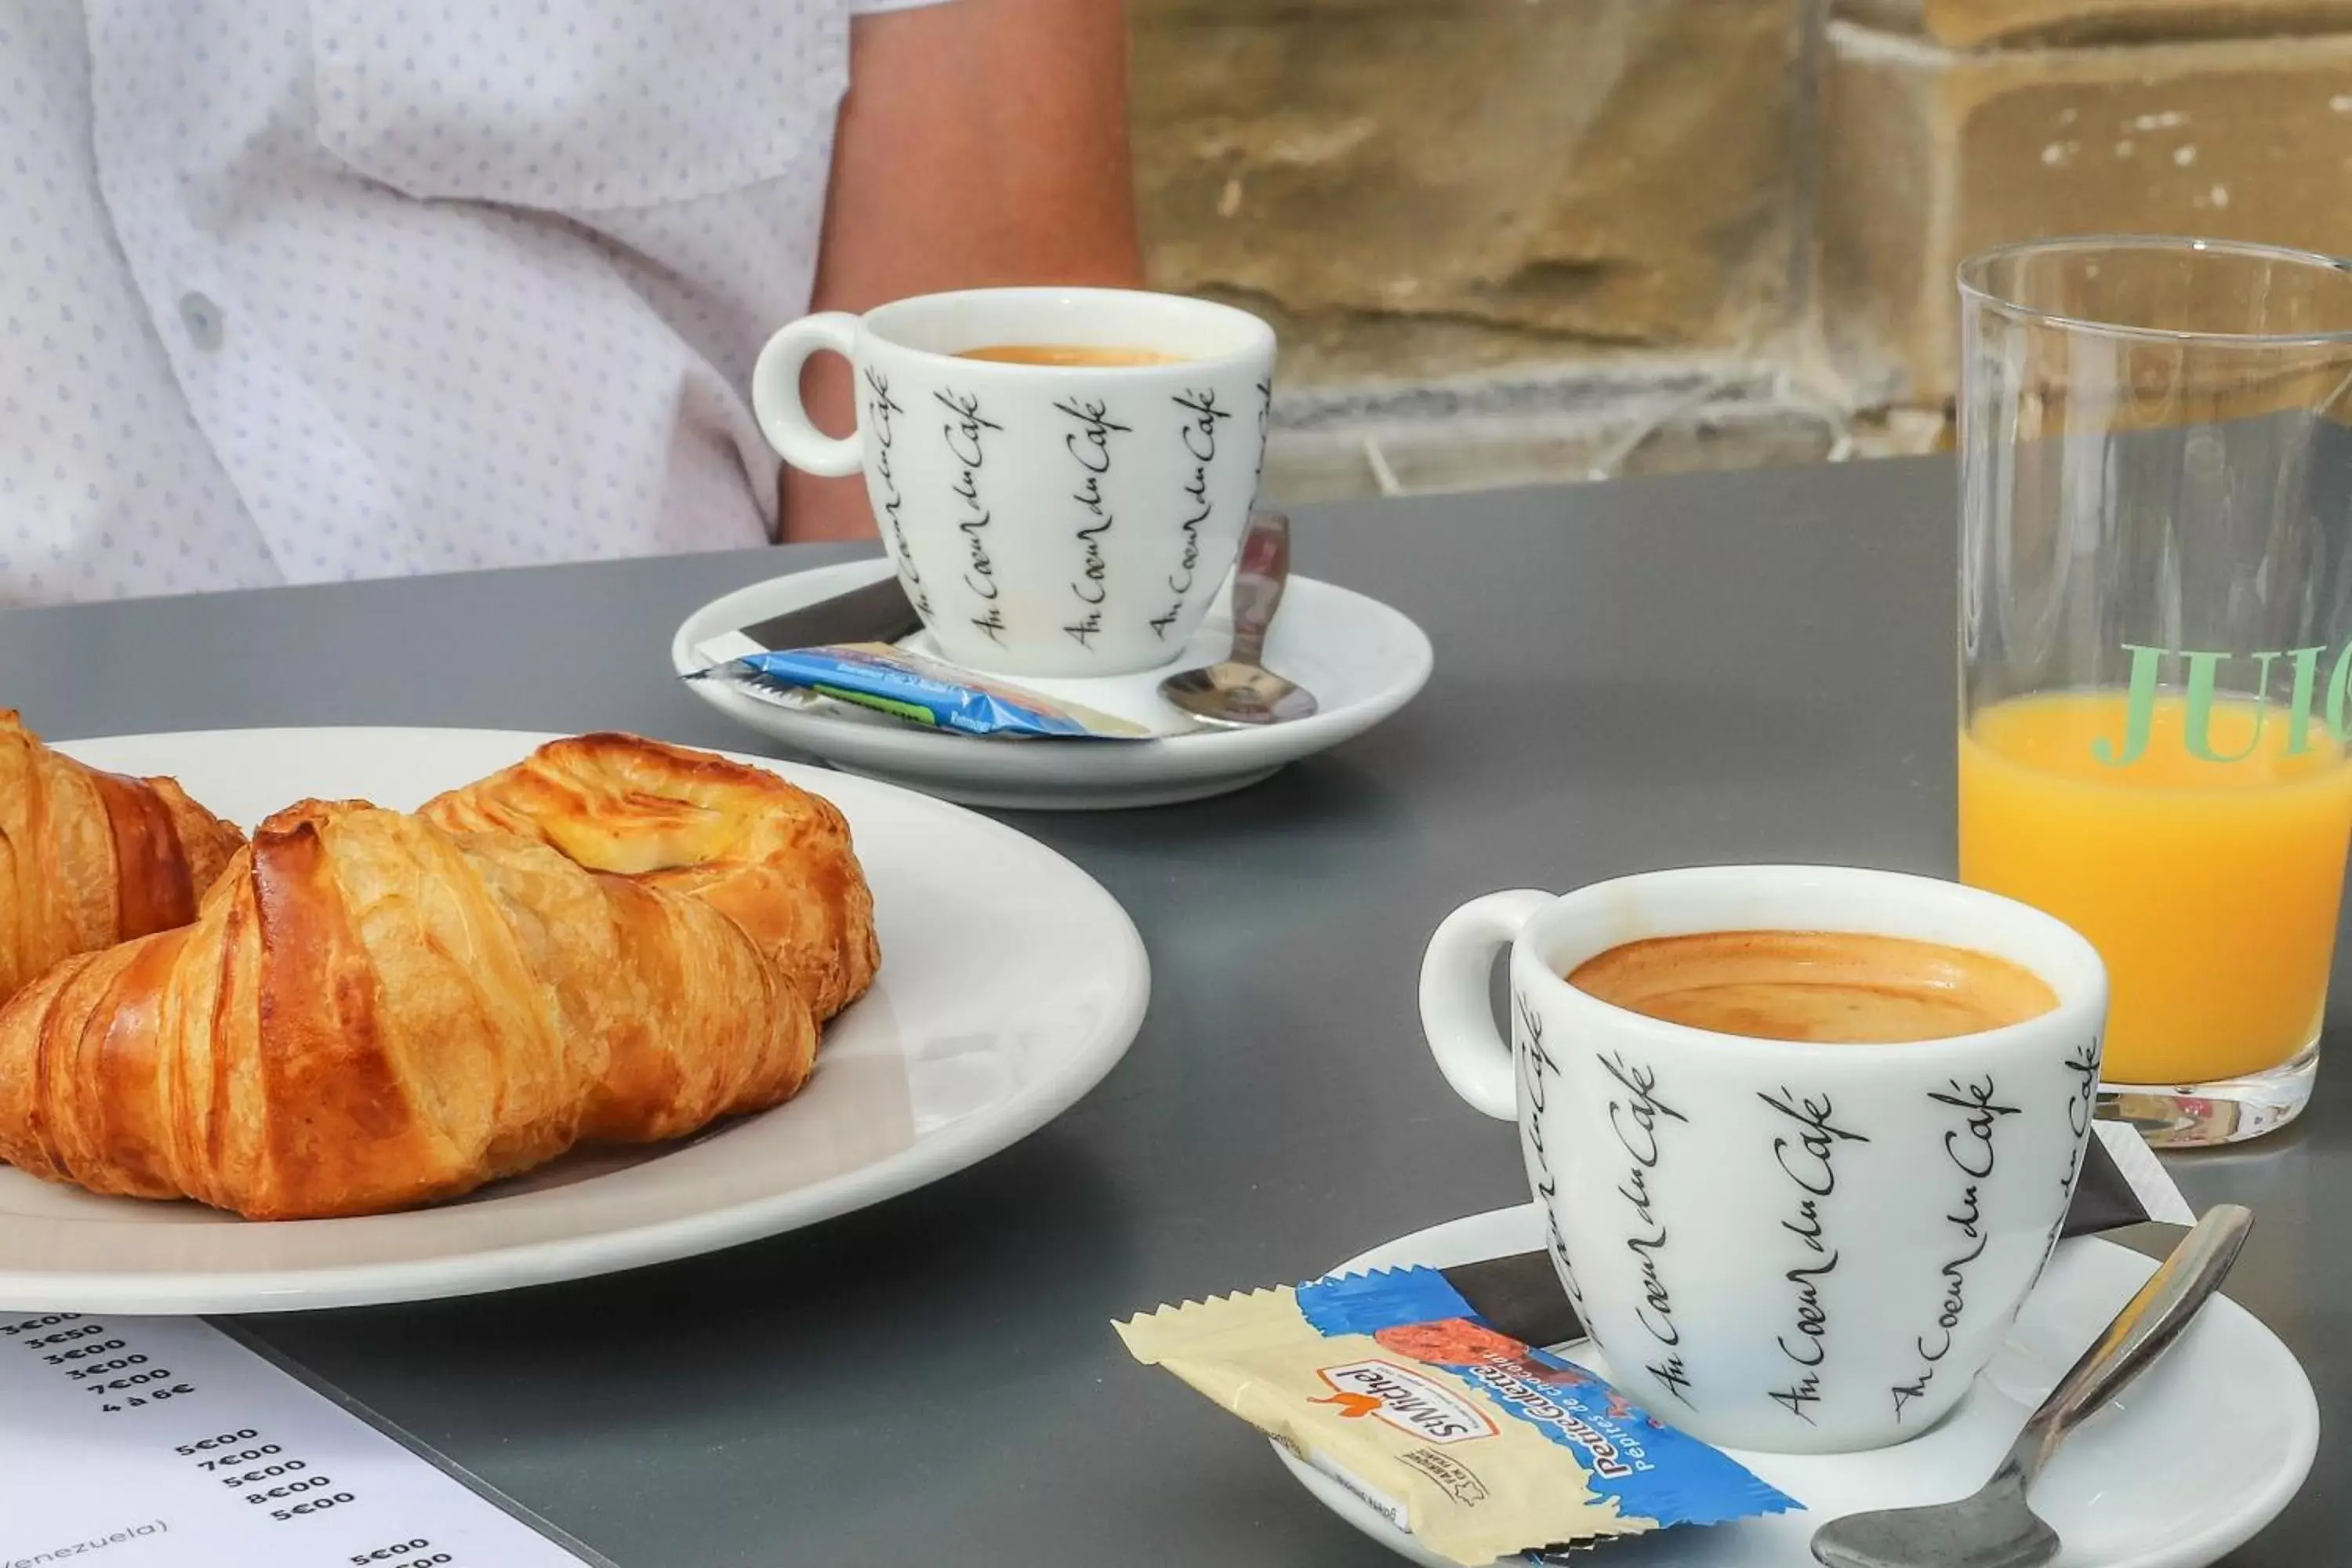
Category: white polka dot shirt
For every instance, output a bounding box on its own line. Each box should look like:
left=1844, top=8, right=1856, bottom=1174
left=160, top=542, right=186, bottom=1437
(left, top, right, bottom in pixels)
left=0, top=0, right=946, bottom=604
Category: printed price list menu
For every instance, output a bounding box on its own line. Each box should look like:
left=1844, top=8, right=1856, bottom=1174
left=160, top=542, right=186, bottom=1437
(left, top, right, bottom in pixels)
left=0, top=1312, right=598, bottom=1568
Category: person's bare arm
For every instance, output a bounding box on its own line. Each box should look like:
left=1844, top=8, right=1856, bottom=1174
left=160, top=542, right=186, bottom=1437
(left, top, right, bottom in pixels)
left=783, top=0, right=1145, bottom=542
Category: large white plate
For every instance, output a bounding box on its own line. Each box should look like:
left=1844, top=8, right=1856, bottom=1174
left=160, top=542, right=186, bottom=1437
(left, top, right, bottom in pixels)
left=671, top=558, right=1434, bottom=810
left=1278, top=1205, right=2317, bottom=1568
left=0, top=728, right=1149, bottom=1314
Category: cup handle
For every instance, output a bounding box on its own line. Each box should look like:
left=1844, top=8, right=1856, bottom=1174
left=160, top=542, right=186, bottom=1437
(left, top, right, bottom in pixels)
left=1418, top=889, right=1555, bottom=1121
left=751, top=312, right=864, bottom=477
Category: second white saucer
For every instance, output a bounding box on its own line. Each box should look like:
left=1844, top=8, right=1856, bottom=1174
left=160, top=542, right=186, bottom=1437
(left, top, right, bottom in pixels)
left=1276, top=1203, right=2315, bottom=1568
left=671, top=557, right=1432, bottom=810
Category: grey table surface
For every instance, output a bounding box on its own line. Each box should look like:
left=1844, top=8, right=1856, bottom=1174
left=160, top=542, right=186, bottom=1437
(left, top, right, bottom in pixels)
left=0, top=455, right=2333, bottom=1566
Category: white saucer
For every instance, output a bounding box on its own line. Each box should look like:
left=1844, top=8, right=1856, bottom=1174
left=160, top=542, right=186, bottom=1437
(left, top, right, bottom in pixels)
left=1, top=728, right=1149, bottom=1314
left=1276, top=1204, right=2315, bottom=1568
left=670, top=557, right=1434, bottom=810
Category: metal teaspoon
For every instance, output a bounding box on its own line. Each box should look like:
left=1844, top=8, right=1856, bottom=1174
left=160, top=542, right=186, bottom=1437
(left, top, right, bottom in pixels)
left=1159, top=509, right=1319, bottom=728
left=1810, top=1203, right=2256, bottom=1568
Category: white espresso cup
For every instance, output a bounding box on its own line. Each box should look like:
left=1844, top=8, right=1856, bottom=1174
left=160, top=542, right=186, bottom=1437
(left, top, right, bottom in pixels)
left=1419, top=865, right=2107, bottom=1454
left=751, top=288, right=1276, bottom=678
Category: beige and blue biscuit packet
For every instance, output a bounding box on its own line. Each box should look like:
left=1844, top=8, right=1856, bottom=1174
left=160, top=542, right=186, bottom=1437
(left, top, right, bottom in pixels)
left=1117, top=1267, right=1795, bottom=1565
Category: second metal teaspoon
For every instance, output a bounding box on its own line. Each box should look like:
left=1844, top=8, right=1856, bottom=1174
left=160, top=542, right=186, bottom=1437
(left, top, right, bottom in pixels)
left=1160, top=509, right=1319, bottom=728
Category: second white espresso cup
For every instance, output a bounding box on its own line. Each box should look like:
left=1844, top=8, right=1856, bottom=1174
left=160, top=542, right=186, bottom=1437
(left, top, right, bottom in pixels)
left=1418, top=865, right=2107, bottom=1454
left=752, top=288, right=1276, bottom=678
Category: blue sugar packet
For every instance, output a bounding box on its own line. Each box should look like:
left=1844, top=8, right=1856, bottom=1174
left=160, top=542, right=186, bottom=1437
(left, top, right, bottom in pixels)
left=688, top=643, right=1152, bottom=740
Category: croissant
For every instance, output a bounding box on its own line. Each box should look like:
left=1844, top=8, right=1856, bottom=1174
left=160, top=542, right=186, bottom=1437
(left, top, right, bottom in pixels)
left=0, top=799, right=817, bottom=1219
left=0, top=711, right=245, bottom=1005
left=420, top=732, right=879, bottom=1021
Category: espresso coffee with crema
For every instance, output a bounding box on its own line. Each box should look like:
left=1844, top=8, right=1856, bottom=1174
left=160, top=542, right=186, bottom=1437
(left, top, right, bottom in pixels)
left=1566, top=929, right=2058, bottom=1044
left=954, top=343, right=1186, bottom=367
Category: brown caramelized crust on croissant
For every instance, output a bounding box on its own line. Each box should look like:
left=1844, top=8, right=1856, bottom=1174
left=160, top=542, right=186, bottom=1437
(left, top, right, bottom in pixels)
left=420, top=732, right=879, bottom=1021
left=0, top=711, right=245, bottom=1005
left=0, top=800, right=817, bottom=1219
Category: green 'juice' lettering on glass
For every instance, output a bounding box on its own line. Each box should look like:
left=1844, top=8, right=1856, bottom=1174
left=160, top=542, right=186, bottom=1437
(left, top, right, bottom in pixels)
left=2094, top=642, right=2352, bottom=767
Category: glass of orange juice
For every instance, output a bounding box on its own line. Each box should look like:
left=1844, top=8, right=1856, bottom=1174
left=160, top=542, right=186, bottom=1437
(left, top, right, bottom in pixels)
left=1958, top=237, right=2352, bottom=1146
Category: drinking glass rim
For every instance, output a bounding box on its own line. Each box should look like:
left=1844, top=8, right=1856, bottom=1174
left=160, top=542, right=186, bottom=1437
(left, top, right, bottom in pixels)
left=1957, top=234, right=2352, bottom=347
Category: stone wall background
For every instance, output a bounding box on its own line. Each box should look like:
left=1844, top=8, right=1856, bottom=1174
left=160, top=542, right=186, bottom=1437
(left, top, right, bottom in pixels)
left=1127, top=0, right=2352, bottom=500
